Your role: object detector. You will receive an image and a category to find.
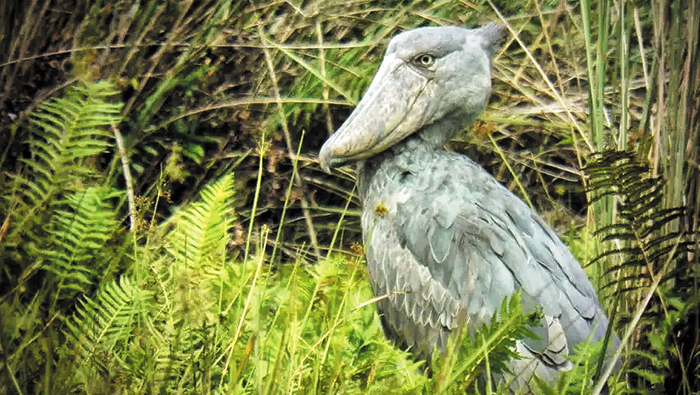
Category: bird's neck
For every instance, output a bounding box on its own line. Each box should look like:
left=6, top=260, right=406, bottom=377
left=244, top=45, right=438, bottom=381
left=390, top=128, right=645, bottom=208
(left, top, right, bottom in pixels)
left=412, top=114, right=476, bottom=149
left=356, top=114, right=478, bottom=200
left=369, top=112, right=479, bottom=161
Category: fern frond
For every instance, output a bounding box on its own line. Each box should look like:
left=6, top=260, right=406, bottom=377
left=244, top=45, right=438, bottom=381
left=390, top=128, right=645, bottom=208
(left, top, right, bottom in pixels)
left=8, top=81, right=121, bottom=224
left=168, top=172, right=236, bottom=270
left=55, top=275, right=148, bottom=394
left=585, top=151, right=693, bottom=295
left=136, top=172, right=239, bottom=378
left=65, top=276, right=143, bottom=365
left=1, top=81, right=123, bottom=276
left=40, top=187, right=121, bottom=298
left=585, top=150, right=697, bottom=391
left=432, top=291, right=541, bottom=393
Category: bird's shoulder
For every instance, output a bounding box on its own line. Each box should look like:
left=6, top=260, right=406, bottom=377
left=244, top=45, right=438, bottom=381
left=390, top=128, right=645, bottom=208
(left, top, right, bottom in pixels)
left=365, top=150, right=602, bottom=330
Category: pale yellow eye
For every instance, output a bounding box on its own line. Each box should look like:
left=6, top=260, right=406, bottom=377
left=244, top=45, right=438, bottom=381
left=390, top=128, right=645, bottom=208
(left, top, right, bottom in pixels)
left=415, top=54, right=435, bottom=67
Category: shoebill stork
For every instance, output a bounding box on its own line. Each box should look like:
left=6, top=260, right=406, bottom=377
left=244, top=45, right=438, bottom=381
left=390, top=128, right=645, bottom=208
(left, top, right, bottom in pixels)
left=319, top=24, right=612, bottom=389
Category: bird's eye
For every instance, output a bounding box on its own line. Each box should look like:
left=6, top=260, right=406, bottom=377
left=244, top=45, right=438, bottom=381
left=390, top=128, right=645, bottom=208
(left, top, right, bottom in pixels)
left=414, top=54, right=435, bottom=68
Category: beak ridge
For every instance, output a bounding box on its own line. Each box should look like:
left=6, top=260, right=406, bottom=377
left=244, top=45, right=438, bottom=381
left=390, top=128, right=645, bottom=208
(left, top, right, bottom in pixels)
left=319, top=56, right=431, bottom=172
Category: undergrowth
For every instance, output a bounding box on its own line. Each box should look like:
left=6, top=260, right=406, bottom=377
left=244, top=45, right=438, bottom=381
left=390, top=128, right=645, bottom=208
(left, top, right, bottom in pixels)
left=0, top=83, right=544, bottom=393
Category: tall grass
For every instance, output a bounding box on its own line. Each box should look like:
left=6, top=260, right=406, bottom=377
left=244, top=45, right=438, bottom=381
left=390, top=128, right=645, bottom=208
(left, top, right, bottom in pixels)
left=578, top=0, right=699, bottom=393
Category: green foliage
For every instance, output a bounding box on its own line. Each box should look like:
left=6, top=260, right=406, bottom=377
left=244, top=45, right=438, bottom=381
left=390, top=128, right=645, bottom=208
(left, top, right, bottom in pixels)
left=8, top=80, right=121, bottom=217
left=585, top=150, right=699, bottom=393
left=429, top=292, right=542, bottom=394
left=0, top=81, right=126, bottom=394
left=43, top=187, right=122, bottom=300
left=61, top=276, right=145, bottom=391
left=1, top=81, right=122, bottom=296
left=586, top=150, right=693, bottom=297
left=168, top=171, right=236, bottom=270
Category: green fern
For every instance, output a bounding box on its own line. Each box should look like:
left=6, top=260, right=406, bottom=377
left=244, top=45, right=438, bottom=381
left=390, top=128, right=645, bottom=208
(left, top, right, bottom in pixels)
left=11, top=81, right=121, bottom=218
left=132, top=173, right=237, bottom=392
left=167, top=172, right=236, bottom=270
left=429, top=291, right=541, bottom=394
left=59, top=276, right=145, bottom=393
left=164, top=172, right=236, bottom=327
left=584, top=150, right=697, bottom=392
left=57, top=174, right=238, bottom=393
left=1, top=81, right=122, bottom=290
left=585, top=150, right=693, bottom=296
left=41, top=187, right=121, bottom=300
left=0, top=81, right=126, bottom=395
left=64, top=276, right=143, bottom=362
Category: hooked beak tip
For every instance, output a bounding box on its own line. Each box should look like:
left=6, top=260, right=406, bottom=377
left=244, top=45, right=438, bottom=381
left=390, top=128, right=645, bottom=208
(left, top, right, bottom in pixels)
left=319, top=144, right=334, bottom=174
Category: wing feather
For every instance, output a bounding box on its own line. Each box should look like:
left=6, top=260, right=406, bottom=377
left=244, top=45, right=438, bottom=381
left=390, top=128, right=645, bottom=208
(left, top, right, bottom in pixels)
left=362, top=152, right=609, bottom=376
left=363, top=211, right=466, bottom=356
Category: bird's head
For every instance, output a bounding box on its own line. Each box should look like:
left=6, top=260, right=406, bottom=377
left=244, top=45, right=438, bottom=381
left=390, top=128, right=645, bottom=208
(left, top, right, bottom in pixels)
left=319, top=23, right=503, bottom=173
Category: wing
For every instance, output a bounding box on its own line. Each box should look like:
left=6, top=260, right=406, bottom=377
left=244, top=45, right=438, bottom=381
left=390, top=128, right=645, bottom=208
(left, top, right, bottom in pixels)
left=361, top=152, right=609, bottom=382
left=397, top=154, right=607, bottom=355
left=363, top=215, right=466, bottom=357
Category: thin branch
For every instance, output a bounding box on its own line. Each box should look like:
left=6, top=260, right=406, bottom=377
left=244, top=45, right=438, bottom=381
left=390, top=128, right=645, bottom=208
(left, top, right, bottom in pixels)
left=260, top=27, right=321, bottom=258
left=112, top=124, right=136, bottom=231
left=316, top=19, right=335, bottom=136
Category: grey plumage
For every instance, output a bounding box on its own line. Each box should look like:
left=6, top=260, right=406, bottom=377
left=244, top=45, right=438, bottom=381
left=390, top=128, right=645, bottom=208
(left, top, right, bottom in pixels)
left=319, top=24, right=612, bottom=390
